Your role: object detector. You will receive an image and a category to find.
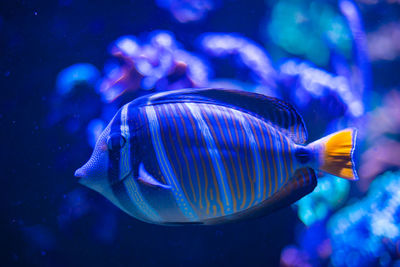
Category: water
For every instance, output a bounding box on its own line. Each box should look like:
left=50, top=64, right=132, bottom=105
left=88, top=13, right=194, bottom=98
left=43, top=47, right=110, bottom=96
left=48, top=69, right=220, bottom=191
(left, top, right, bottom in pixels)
left=2, top=0, right=400, bottom=266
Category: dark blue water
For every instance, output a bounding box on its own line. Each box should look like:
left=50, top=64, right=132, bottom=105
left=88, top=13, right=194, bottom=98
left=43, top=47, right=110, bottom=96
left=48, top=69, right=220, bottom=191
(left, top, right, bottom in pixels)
left=2, top=0, right=400, bottom=266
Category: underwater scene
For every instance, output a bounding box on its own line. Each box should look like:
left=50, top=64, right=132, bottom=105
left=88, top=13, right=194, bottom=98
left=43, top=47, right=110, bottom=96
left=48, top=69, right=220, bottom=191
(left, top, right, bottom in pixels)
left=2, top=0, right=400, bottom=266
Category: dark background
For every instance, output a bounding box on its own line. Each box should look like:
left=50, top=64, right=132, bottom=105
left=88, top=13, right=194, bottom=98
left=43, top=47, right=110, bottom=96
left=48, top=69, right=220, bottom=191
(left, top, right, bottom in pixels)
left=2, top=0, right=400, bottom=266
left=0, top=0, right=297, bottom=266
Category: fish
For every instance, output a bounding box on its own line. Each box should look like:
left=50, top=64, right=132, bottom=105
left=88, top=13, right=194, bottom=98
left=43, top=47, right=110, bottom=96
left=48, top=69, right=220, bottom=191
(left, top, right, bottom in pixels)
left=75, top=88, right=358, bottom=225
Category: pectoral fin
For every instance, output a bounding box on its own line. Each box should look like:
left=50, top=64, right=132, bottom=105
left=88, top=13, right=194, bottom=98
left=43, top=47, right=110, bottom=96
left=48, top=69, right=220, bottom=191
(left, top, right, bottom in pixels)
left=138, top=163, right=171, bottom=189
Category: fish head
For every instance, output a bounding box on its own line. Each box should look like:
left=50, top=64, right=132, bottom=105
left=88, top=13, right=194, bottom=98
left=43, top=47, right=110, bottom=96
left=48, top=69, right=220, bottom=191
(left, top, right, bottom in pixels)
left=75, top=106, right=133, bottom=194
left=75, top=107, right=142, bottom=219
left=74, top=123, right=112, bottom=193
left=75, top=112, right=132, bottom=191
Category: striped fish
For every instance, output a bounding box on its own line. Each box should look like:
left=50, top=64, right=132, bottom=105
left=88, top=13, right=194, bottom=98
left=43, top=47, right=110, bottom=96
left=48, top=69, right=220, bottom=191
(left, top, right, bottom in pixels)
left=75, top=88, right=358, bottom=225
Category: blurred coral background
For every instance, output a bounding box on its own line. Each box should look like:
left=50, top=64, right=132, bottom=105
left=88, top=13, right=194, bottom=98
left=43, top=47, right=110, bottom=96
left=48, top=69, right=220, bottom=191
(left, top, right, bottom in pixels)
left=1, top=0, right=400, bottom=266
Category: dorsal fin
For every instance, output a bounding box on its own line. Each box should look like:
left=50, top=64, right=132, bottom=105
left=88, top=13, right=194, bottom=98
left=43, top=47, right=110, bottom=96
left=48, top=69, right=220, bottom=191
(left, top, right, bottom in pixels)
left=135, top=88, right=307, bottom=144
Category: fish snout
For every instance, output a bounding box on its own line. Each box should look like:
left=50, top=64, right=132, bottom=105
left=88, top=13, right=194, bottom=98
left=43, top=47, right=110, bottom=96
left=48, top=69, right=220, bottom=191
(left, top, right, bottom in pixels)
left=74, top=166, right=87, bottom=178
left=74, top=160, right=94, bottom=179
left=74, top=149, right=109, bottom=181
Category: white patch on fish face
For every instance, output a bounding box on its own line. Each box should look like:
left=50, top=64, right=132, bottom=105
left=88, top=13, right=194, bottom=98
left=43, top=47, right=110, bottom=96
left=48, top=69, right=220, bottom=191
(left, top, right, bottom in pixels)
left=117, top=104, right=163, bottom=223
left=119, top=104, right=132, bottom=182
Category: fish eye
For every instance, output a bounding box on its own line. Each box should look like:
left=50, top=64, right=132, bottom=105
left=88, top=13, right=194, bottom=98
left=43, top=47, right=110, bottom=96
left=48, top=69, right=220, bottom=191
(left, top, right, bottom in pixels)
left=107, top=133, right=127, bottom=151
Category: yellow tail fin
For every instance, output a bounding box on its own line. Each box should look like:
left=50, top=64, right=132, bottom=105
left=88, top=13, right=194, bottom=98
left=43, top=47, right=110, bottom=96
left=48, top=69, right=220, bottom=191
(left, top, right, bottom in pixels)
left=309, top=128, right=358, bottom=180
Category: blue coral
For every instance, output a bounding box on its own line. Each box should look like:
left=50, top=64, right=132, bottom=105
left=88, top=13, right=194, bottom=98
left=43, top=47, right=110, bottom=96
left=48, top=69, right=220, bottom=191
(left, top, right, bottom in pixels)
left=328, top=171, right=400, bottom=266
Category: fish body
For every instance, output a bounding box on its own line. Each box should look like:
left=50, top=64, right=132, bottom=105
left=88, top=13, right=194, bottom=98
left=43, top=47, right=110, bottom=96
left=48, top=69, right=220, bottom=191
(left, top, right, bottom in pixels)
left=76, top=88, right=358, bottom=225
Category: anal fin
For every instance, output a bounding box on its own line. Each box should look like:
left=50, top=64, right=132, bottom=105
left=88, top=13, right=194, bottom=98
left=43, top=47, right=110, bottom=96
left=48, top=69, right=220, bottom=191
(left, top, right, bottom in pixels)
left=273, top=168, right=318, bottom=209
left=202, top=168, right=317, bottom=224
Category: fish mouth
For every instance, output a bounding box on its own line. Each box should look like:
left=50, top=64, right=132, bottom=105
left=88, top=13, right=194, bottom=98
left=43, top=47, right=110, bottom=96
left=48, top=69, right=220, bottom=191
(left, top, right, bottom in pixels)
left=74, top=167, right=86, bottom=178
left=74, top=168, right=87, bottom=185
